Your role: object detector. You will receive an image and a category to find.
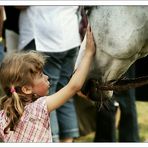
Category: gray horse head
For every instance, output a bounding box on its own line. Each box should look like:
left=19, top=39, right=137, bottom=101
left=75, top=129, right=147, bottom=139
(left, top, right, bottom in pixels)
left=75, top=6, right=148, bottom=106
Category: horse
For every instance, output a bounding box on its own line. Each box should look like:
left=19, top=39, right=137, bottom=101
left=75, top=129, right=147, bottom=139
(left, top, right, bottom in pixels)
left=74, top=5, right=148, bottom=140
left=75, top=5, right=148, bottom=106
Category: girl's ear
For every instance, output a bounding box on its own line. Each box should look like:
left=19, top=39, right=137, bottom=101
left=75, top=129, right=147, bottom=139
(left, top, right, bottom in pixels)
left=21, top=85, right=33, bottom=94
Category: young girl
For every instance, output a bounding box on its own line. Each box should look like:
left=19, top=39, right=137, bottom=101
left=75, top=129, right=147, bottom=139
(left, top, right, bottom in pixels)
left=0, top=26, right=95, bottom=142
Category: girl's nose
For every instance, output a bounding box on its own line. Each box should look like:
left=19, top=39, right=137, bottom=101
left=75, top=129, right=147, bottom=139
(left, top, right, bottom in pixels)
left=44, top=74, right=49, bottom=80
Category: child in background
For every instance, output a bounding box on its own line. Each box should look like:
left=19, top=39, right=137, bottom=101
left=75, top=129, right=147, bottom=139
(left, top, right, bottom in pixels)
left=0, top=26, right=95, bottom=142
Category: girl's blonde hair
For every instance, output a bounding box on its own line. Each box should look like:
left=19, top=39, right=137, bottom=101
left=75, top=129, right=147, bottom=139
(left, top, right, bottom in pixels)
left=0, top=51, right=46, bottom=133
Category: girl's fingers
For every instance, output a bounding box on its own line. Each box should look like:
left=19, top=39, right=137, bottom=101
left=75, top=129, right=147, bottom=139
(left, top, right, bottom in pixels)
left=86, top=25, right=92, bottom=37
left=87, top=24, right=91, bottom=32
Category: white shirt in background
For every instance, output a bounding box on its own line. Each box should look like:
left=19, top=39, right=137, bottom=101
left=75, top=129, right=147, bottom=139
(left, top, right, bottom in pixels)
left=19, top=6, right=81, bottom=52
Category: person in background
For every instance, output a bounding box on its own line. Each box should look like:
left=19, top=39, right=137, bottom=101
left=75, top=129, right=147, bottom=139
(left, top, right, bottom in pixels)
left=3, top=6, right=20, bottom=54
left=18, top=6, right=81, bottom=142
left=114, top=65, right=140, bottom=142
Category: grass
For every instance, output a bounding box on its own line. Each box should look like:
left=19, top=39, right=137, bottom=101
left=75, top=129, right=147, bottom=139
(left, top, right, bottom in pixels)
left=75, top=132, right=95, bottom=142
left=136, top=101, right=148, bottom=142
left=75, top=101, right=148, bottom=142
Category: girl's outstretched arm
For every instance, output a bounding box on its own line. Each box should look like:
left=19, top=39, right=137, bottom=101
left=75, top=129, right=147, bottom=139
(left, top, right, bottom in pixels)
left=46, top=25, right=96, bottom=112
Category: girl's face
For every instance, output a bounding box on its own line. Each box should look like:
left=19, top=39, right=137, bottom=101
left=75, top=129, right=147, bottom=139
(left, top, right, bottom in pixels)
left=32, top=72, right=51, bottom=96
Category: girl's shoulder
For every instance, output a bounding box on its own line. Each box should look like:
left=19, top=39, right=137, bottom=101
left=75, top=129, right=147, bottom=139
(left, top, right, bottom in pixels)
left=27, top=96, right=47, bottom=108
left=24, top=96, right=49, bottom=118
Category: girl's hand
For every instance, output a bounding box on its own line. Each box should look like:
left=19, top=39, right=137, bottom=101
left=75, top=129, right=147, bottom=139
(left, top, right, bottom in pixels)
left=85, top=25, right=96, bottom=56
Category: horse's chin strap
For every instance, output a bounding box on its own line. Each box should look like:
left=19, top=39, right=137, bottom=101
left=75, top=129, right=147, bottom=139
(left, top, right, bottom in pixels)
left=79, top=75, right=148, bottom=103
left=97, top=75, right=148, bottom=91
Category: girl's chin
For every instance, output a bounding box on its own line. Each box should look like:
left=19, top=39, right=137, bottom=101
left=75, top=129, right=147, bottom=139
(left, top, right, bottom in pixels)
left=46, top=90, right=49, bottom=95
left=40, top=90, right=49, bottom=96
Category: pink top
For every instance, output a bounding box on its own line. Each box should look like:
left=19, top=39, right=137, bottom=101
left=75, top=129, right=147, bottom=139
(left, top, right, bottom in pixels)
left=0, top=97, right=52, bottom=142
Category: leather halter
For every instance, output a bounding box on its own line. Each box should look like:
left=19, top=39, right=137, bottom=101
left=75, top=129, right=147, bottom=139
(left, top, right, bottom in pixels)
left=79, top=6, right=89, bottom=41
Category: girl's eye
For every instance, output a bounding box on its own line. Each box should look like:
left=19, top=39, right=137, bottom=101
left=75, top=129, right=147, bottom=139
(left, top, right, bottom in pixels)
left=40, top=72, right=43, bottom=77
